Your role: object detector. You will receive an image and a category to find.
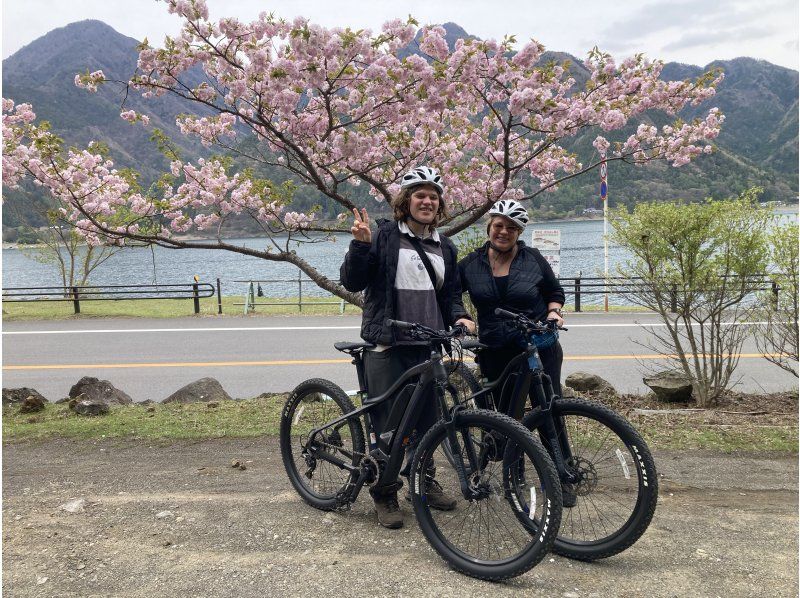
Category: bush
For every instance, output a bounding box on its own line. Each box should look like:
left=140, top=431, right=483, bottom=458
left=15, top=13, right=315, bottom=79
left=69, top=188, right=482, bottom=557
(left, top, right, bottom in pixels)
left=610, top=188, right=770, bottom=406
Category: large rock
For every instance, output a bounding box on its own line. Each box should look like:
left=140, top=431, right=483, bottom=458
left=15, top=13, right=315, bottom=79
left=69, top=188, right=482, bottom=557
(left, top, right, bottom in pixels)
left=73, top=400, right=110, bottom=416
left=3, top=387, right=47, bottom=405
left=643, top=369, right=694, bottom=403
left=19, top=395, right=46, bottom=413
left=162, top=378, right=232, bottom=404
left=564, top=372, right=615, bottom=393
left=68, top=377, right=133, bottom=405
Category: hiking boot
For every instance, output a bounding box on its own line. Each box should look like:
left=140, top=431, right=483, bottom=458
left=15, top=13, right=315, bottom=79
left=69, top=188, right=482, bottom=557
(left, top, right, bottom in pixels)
left=371, top=485, right=404, bottom=529
left=425, top=479, right=457, bottom=511
left=561, top=482, right=578, bottom=508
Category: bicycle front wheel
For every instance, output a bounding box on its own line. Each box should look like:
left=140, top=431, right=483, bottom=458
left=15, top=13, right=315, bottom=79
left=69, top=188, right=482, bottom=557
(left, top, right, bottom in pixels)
left=522, top=398, right=658, bottom=561
left=410, top=410, right=562, bottom=580
left=280, top=379, right=365, bottom=511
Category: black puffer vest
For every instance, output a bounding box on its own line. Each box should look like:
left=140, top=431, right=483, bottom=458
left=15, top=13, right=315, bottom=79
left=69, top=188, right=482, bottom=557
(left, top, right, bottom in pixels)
left=458, top=241, right=565, bottom=348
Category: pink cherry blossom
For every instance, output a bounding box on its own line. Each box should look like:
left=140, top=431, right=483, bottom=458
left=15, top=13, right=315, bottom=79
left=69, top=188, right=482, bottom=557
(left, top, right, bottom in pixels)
left=2, top=4, right=725, bottom=303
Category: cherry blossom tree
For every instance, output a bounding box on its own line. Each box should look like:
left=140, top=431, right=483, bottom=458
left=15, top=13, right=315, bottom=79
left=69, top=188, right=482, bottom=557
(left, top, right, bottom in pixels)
left=3, top=0, right=725, bottom=304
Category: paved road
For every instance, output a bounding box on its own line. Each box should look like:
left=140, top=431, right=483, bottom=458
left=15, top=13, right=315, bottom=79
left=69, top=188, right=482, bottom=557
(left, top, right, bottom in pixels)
left=2, top=313, right=796, bottom=402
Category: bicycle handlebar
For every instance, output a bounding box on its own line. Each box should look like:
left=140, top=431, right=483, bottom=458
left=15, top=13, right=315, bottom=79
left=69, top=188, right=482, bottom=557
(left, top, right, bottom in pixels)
left=385, top=319, right=469, bottom=340
left=493, top=307, right=518, bottom=320
left=385, top=318, right=414, bottom=330
left=492, top=308, right=568, bottom=332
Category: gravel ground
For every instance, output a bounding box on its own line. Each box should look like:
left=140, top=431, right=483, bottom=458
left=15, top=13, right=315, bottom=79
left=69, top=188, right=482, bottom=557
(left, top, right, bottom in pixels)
left=3, top=438, right=798, bottom=597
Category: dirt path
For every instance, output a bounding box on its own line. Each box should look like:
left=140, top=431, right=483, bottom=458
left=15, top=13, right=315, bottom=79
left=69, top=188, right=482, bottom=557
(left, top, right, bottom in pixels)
left=3, top=438, right=798, bottom=597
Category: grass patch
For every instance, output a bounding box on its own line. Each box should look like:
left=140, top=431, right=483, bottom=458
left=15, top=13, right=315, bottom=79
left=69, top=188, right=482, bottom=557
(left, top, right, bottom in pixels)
left=4, top=392, right=797, bottom=453
left=3, top=396, right=288, bottom=442
left=2, top=296, right=361, bottom=320
left=635, top=421, right=798, bottom=452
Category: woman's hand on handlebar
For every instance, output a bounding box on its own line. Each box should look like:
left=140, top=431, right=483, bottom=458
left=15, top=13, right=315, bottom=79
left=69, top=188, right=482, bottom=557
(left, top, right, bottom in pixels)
left=546, top=313, right=564, bottom=328
left=545, top=304, right=564, bottom=327
left=454, top=317, right=476, bottom=335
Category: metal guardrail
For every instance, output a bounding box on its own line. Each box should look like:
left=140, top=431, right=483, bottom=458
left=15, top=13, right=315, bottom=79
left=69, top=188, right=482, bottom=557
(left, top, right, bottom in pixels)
left=236, top=274, right=780, bottom=314
left=2, top=282, right=217, bottom=314
left=560, top=275, right=779, bottom=312
left=8, top=274, right=774, bottom=317
left=233, top=275, right=348, bottom=314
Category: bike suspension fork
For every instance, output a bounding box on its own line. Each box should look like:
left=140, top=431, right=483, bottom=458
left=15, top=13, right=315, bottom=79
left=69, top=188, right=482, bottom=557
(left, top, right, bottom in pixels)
left=531, top=374, right=578, bottom=484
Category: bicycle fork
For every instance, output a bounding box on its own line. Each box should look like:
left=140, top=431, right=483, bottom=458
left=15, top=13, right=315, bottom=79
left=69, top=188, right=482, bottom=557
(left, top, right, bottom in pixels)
left=529, top=375, right=580, bottom=485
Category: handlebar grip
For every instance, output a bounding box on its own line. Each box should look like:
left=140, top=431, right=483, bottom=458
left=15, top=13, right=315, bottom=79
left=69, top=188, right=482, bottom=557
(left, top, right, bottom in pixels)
left=385, top=318, right=413, bottom=330
left=451, top=323, right=469, bottom=337
left=493, top=308, right=519, bottom=319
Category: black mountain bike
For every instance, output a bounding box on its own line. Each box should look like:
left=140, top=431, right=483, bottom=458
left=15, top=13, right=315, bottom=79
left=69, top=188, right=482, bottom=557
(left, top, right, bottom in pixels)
left=280, top=320, right=563, bottom=580
left=450, top=309, right=658, bottom=561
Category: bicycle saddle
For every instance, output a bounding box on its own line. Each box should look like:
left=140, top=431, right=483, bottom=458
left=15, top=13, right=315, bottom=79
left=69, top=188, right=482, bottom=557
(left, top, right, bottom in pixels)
left=334, top=341, right=376, bottom=354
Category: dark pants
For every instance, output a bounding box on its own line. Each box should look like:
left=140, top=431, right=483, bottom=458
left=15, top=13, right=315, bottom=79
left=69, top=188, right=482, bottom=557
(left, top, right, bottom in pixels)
left=364, top=345, right=437, bottom=492
left=477, top=342, right=563, bottom=417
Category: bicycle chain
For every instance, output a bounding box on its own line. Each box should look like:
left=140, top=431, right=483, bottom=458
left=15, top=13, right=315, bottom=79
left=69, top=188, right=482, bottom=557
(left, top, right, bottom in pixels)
left=304, top=433, right=377, bottom=510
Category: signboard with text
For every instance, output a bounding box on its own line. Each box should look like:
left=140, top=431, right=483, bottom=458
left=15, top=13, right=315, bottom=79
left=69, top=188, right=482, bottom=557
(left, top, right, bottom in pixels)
left=531, top=229, right=561, bottom=277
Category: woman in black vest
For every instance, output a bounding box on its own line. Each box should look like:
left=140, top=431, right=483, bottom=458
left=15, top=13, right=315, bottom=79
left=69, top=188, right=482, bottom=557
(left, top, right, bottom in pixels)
left=458, top=200, right=565, bottom=417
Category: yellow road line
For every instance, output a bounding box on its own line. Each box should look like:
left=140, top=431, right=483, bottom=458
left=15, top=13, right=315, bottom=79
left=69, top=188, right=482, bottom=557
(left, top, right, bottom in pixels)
left=566, top=353, right=782, bottom=361
left=2, top=354, right=782, bottom=371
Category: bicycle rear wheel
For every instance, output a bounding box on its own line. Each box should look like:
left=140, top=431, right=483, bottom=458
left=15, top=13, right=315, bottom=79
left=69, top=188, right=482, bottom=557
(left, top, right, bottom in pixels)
left=280, top=378, right=365, bottom=511
left=522, top=398, right=658, bottom=560
left=410, top=409, right=562, bottom=580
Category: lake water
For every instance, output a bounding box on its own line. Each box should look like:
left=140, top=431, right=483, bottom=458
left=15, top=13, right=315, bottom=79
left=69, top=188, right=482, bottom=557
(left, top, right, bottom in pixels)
left=3, top=211, right=796, bottom=301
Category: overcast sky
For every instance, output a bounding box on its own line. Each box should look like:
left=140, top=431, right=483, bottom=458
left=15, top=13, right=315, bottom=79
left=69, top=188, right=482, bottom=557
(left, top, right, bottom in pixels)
left=3, top=0, right=798, bottom=69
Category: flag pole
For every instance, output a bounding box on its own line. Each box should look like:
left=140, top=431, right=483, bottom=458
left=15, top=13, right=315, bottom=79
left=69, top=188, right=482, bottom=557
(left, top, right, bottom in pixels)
left=600, top=152, right=609, bottom=312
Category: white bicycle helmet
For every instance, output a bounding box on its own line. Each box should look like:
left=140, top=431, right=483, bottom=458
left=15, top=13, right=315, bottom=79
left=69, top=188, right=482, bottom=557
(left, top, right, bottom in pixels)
left=487, top=200, right=529, bottom=230
left=399, top=166, right=444, bottom=195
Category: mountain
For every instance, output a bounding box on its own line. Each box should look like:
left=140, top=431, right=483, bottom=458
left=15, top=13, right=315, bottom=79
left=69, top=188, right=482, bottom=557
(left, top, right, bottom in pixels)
left=3, top=21, right=212, bottom=183
left=2, top=20, right=797, bottom=235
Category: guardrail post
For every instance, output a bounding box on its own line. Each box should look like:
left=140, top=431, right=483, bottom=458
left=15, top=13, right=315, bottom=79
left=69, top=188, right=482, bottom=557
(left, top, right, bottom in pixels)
left=670, top=283, right=678, bottom=313
left=72, top=286, right=80, bottom=314
left=216, top=278, right=222, bottom=314
left=192, top=282, right=200, bottom=314
left=298, top=272, right=303, bottom=312
left=574, top=276, right=581, bottom=312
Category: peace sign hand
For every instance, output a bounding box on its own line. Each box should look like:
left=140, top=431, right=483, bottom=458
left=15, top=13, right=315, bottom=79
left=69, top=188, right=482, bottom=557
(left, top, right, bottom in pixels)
left=351, top=207, right=372, bottom=243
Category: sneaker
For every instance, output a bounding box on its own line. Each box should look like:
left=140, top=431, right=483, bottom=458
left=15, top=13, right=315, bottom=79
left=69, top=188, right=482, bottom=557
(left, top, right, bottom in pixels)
left=372, top=489, right=404, bottom=529
left=425, top=479, right=457, bottom=511
left=561, top=482, right=578, bottom=508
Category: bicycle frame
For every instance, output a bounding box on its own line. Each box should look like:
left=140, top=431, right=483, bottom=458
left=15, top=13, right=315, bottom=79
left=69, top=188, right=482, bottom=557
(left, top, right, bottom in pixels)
left=462, top=333, right=580, bottom=485
left=302, top=341, right=479, bottom=505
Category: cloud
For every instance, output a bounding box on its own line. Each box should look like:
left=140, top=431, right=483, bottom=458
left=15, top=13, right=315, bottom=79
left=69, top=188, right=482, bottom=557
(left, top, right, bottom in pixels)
left=597, top=0, right=788, bottom=46
left=662, top=25, right=774, bottom=51
left=598, top=0, right=728, bottom=43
